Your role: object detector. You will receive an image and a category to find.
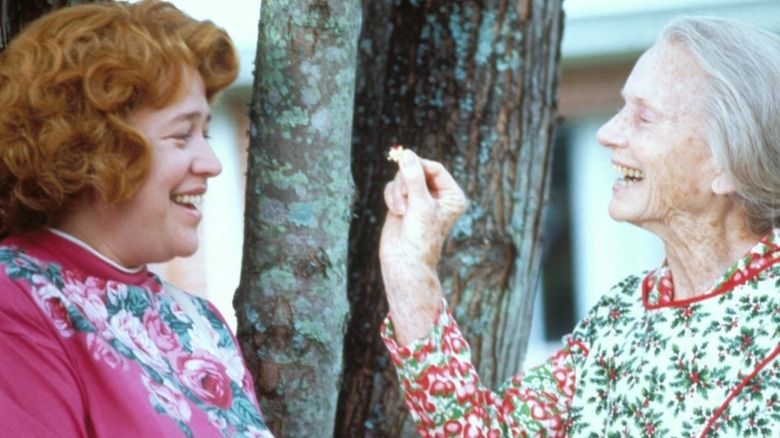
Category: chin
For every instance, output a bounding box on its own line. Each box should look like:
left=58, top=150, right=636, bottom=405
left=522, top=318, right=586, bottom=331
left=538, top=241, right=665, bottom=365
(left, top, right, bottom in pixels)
left=607, top=201, right=639, bottom=223
left=172, top=235, right=200, bottom=259
left=607, top=205, right=625, bottom=222
left=180, top=243, right=200, bottom=258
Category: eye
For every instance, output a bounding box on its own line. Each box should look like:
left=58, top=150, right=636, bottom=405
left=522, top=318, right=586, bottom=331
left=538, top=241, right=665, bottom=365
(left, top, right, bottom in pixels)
left=630, top=108, right=651, bottom=125
left=169, top=133, right=191, bottom=146
left=635, top=106, right=659, bottom=125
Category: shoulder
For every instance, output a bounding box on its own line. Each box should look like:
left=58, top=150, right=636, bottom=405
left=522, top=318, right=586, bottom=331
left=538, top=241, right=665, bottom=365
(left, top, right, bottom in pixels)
left=0, top=243, right=48, bottom=321
left=0, top=242, right=43, bottom=278
left=567, top=272, right=647, bottom=351
left=582, top=272, right=646, bottom=321
left=0, top=243, right=71, bottom=355
left=0, top=240, right=63, bottom=291
left=159, top=281, right=237, bottom=350
left=161, top=281, right=229, bottom=326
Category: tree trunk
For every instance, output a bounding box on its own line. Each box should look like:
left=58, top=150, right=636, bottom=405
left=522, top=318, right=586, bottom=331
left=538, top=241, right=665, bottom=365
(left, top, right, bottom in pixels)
left=337, top=0, right=564, bottom=436
left=235, top=0, right=360, bottom=436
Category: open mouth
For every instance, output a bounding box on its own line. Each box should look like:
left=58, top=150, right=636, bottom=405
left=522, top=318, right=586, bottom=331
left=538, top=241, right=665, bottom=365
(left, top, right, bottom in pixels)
left=171, top=194, right=203, bottom=210
left=613, top=165, right=645, bottom=185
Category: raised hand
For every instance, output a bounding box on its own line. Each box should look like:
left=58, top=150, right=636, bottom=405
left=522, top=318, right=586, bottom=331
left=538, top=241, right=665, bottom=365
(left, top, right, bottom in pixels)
left=379, top=149, right=467, bottom=345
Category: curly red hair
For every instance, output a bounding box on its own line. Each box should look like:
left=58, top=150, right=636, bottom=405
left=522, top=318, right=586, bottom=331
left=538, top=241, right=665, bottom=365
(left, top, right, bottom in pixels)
left=0, top=0, right=239, bottom=237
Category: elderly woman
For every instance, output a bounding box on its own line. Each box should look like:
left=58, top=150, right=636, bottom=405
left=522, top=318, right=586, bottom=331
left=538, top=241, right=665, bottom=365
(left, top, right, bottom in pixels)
left=0, top=1, right=272, bottom=437
left=379, top=17, right=780, bottom=437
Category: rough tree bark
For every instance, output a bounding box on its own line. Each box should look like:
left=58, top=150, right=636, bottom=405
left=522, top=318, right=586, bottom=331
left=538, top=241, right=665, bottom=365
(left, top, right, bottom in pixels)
left=234, top=0, right=360, bottom=436
left=337, top=0, right=564, bottom=436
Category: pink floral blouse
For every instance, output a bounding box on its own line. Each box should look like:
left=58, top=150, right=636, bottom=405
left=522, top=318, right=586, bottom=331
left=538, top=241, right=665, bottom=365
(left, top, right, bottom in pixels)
left=0, top=230, right=272, bottom=437
left=382, top=228, right=780, bottom=437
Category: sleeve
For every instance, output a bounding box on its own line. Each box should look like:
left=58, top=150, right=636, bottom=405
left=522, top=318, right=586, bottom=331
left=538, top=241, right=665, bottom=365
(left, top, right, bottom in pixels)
left=0, top=275, right=87, bottom=438
left=381, top=299, right=588, bottom=437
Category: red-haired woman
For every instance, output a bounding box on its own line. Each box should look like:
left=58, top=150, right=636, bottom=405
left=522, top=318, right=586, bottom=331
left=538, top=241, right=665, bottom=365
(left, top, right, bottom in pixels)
left=0, top=1, right=271, bottom=436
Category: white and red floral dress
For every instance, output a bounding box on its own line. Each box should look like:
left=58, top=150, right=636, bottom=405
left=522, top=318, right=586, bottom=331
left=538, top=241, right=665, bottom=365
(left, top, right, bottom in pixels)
left=0, top=230, right=272, bottom=437
left=382, top=228, right=780, bottom=437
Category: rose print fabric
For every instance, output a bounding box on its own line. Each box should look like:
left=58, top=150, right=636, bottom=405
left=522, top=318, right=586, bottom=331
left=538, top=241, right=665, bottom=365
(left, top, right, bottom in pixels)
left=383, top=228, right=780, bottom=437
left=0, top=231, right=272, bottom=438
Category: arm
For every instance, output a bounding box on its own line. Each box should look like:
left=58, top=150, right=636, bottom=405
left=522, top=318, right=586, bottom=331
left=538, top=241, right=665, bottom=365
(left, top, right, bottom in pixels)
left=379, top=151, right=579, bottom=435
left=379, top=149, right=467, bottom=345
left=381, top=303, right=578, bottom=437
left=0, top=277, right=87, bottom=437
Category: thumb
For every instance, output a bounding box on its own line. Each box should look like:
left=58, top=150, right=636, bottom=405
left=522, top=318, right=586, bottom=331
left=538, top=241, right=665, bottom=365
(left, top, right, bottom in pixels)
left=399, top=149, right=432, bottom=204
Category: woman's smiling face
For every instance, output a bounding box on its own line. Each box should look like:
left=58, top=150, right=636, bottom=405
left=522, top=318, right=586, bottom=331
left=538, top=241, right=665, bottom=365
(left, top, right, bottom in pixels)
left=595, top=42, right=730, bottom=235
left=117, top=71, right=222, bottom=266
left=59, top=70, right=223, bottom=268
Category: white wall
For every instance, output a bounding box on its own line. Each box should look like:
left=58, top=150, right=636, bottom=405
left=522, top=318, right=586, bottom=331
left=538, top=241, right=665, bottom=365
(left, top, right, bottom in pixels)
left=567, top=119, right=665, bottom=319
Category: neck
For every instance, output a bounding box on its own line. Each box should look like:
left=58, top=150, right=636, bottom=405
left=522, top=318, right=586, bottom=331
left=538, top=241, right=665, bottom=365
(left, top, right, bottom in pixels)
left=54, top=198, right=141, bottom=270
left=48, top=228, right=144, bottom=274
left=654, top=212, right=758, bottom=300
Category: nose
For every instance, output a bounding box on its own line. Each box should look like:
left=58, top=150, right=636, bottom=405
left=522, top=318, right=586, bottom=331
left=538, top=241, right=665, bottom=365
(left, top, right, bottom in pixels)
left=596, top=110, right=627, bottom=150
left=193, top=134, right=222, bottom=178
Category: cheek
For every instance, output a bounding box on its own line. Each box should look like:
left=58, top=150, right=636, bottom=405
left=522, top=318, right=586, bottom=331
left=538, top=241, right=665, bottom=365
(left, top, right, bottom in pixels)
left=145, top=163, right=184, bottom=192
left=669, top=132, right=712, bottom=169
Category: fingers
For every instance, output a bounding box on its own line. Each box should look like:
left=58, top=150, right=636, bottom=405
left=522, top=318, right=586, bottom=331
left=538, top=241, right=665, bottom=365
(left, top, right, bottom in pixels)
left=420, top=159, right=465, bottom=198
left=384, top=148, right=467, bottom=225
left=384, top=149, right=434, bottom=215
left=419, top=159, right=455, bottom=194
left=419, top=157, right=468, bottom=219
left=398, top=150, right=433, bottom=208
left=384, top=173, right=408, bottom=215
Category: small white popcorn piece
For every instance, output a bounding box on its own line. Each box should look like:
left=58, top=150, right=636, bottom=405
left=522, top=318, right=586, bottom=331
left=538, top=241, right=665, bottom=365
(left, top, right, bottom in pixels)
left=387, top=144, right=404, bottom=163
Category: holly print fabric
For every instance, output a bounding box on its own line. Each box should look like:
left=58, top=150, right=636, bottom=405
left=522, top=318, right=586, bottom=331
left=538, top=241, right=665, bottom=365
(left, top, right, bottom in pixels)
left=0, top=231, right=272, bottom=438
left=382, top=228, right=780, bottom=437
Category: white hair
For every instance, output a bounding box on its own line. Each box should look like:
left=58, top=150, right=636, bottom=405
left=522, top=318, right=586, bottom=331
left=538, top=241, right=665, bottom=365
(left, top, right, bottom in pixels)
left=660, top=17, right=780, bottom=234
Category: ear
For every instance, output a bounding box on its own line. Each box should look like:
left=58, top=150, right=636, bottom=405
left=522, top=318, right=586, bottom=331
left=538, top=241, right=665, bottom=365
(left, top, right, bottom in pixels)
left=711, top=173, right=736, bottom=196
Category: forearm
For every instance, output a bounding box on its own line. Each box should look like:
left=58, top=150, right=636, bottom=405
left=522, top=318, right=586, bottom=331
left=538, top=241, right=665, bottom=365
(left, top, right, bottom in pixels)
left=381, top=260, right=444, bottom=346
left=381, top=303, right=574, bottom=437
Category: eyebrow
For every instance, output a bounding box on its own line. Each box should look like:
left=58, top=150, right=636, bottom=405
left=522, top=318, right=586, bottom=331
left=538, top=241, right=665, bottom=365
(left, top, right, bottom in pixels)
left=172, top=111, right=211, bottom=123
left=620, top=90, right=660, bottom=113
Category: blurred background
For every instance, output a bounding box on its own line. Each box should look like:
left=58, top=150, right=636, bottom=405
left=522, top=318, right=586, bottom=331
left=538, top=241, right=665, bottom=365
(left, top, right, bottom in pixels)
left=150, top=0, right=780, bottom=366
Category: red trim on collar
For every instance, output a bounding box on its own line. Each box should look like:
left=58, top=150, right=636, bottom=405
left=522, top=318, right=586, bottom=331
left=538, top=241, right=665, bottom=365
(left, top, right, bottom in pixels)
left=642, top=231, right=780, bottom=310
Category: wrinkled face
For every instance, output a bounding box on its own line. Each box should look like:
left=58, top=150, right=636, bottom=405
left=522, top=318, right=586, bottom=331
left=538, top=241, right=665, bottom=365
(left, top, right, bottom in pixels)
left=596, top=43, right=726, bottom=234
left=102, top=71, right=222, bottom=266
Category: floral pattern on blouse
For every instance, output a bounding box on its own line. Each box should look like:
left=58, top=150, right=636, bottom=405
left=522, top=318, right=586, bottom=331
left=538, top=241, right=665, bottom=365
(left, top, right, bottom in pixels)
left=383, top=228, right=780, bottom=437
left=0, top=246, right=271, bottom=438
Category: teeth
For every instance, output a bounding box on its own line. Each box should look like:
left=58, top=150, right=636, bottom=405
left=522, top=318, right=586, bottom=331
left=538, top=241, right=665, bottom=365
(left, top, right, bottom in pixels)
left=172, top=194, right=203, bottom=206
left=613, top=165, right=645, bottom=180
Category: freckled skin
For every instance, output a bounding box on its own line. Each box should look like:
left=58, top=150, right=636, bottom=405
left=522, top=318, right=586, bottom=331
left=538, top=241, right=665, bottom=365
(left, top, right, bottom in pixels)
left=596, top=42, right=759, bottom=299
left=597, top=43, right=719, bottom=231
